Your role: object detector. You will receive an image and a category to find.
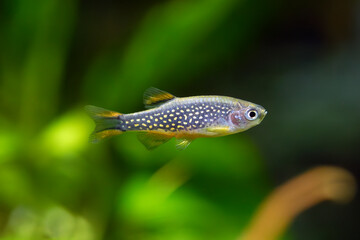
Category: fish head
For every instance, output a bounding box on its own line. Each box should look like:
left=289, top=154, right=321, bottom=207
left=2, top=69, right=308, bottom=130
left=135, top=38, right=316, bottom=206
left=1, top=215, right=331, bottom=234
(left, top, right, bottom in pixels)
left=228, top=101, right=267, bottom=132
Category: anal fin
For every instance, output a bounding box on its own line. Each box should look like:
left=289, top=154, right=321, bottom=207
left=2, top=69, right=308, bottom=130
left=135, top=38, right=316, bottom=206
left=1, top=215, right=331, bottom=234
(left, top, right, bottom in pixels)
left=137, top=132, right=172, bottom=150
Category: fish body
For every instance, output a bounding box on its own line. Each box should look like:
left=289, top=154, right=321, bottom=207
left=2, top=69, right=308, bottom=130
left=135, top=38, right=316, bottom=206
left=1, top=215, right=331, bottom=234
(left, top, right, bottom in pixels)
left=86, top=88, right=267, bottom=150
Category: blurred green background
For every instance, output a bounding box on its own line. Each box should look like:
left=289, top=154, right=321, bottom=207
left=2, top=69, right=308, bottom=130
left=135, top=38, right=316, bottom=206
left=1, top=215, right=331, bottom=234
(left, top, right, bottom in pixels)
left=0, top=0, right=359, bottom=239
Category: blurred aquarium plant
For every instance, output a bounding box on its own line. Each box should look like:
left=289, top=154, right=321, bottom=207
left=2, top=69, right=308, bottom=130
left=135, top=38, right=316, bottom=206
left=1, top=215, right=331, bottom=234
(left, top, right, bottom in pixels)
left=0, top=0, right=358, bottom=239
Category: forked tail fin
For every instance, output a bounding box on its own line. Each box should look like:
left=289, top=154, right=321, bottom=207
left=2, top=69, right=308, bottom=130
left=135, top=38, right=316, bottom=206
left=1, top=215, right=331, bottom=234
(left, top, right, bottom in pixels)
left=84, top=105, right=124, bottom=143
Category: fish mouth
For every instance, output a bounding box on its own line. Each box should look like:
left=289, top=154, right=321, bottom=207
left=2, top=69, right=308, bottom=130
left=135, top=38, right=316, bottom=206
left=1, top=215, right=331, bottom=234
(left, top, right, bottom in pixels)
left=260, top=110, right=267, bottom=120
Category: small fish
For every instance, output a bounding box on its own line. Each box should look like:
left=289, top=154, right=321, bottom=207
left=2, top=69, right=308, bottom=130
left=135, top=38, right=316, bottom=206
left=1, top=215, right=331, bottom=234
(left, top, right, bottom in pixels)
left=85, top=87, right=267, bottom=150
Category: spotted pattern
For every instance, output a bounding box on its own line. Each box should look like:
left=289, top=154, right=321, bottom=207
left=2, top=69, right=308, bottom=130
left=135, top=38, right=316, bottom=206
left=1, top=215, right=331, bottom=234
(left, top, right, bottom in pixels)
left=120, top=101, right=233, bottom=132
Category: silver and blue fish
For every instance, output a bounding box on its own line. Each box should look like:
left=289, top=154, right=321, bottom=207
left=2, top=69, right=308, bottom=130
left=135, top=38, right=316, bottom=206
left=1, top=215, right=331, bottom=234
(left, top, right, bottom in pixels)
left=85, top=87, right=267, bottom=150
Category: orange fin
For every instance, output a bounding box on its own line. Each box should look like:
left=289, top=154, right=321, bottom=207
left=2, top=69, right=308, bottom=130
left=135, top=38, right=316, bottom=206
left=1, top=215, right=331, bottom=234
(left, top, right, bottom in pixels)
left=90, top=129, right=123, bottom=143
left=85, top=105, right=123, bottom=143
left=143, top=87, right=176, bottom=108
left=137, top=132, right=172, bottom=150
left=84, top=105, right=122, bottom=118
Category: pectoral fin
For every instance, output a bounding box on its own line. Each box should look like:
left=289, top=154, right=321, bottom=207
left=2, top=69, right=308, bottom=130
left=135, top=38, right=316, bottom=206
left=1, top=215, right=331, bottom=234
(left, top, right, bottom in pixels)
left=137, top=132, right=172, bottom=150
left=205, top=126, right=231, bottom=134
left=176, top=139, right=192, bottom=150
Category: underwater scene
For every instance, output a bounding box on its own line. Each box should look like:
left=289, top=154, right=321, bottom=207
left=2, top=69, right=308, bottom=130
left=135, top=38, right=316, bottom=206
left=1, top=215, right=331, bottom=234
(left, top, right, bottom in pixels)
left=0, top=0, right=359, bottom=239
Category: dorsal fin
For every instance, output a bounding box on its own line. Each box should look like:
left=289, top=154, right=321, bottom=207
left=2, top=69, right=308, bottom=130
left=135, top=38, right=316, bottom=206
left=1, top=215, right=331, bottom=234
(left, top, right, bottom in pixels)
left=143, top=87, right=176, bottom=108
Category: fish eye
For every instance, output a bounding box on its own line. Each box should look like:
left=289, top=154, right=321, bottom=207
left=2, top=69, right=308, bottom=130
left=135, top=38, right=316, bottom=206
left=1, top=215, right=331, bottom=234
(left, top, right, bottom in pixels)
left=246, top=109, right=258, bottom=121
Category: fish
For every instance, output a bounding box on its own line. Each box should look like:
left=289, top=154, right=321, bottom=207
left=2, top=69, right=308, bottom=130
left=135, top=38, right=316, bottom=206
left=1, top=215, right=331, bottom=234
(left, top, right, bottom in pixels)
left=85, top=87, right=267, bottom=150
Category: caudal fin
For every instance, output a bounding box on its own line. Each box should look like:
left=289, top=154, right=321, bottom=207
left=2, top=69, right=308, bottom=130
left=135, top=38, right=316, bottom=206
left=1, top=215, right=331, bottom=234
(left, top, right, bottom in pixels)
left=84, top=105, right=124, bottom=143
